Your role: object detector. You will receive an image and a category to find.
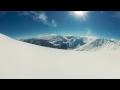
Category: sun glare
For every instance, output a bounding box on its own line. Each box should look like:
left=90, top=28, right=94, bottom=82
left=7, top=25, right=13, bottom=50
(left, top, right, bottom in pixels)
left=70, top=11, right=89, bottom=21
left=74, top=11, right=86, bottom=16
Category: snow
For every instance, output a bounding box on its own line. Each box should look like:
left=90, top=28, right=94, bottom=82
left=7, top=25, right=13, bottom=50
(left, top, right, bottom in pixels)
left=76, top=38, right=120, bottom=51
left=18, top=34, right=120, bottom=51
left=1, top=33, right=120, bottom=79
left=19, top=35, right=98, bottom=50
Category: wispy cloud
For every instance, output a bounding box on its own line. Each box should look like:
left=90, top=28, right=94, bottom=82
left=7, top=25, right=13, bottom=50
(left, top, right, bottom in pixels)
left=112, top=11, right=120, bottom=18
left=18, top=11, right=31, bottom=16
left=51, top=19, right=57, bottom=27
left=33, top=12, right=48, bottom=24
left=18, top=11, right=57, bottom=27
left=87, top=29, right=91, bottom=36
left=0, top=11, right=9, bottom=17
left=0, top=11, right=57, bottom=27
left=100, top=11, right=104, bottom=13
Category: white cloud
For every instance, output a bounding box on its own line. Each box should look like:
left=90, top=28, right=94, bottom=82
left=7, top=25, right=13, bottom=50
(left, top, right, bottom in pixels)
left=52, top=19, right=57, bottom=27
left=34, top=12, right=48, bottom=24
left=112, top=11, right=120, bottom=18
left=18, top=11, right=57, bottom=27
left=0, top=11, right=57, bottom=27
left=87, top=29, right=91, bottom=35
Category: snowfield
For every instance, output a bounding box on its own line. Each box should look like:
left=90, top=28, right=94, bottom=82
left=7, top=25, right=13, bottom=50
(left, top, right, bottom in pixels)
left=1, top=33, right=120, bottom=79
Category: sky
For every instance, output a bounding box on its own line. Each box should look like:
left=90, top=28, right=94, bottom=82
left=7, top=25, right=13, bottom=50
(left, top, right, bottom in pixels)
left=0, top=11, right=120, bottom=40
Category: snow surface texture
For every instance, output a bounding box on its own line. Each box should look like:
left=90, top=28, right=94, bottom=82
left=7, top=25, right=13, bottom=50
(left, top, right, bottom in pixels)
left=18, top=35, right=120, bottom=51
left=1, top=33, right=120, bottom=79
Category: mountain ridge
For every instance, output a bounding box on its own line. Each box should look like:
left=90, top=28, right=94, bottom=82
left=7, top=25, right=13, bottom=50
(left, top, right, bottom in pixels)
left=17, top=34, right=120, bottom=51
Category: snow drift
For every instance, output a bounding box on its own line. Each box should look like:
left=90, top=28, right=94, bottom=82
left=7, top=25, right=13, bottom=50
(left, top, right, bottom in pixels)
left=1, top=33, right=120, bottom=79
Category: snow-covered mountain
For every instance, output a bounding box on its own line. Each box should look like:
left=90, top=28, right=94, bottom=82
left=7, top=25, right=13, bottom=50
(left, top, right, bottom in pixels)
left=75, top=38, right=120, bottom=51
left=1, top=33, right=120, bottom=79
left=18, top=35, right=120, bottom=51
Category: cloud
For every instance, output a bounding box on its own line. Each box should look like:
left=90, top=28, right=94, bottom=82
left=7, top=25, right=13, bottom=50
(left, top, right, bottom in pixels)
left=0, top=11, right=9, bottom=17
left=112, top=11, right=120, bottom=18
left=18, top=11, right=31, bottom=16
left=33, top=12, right=48, bottom=24
left=51, top=19, right=57, bottom=27
left=18, top=11, right=57, bottom=27
left=100, top=11, right=104, bottom=13
left=0, top=11, right=57, bottom=27
left=87, top=29, right=91, bottom=35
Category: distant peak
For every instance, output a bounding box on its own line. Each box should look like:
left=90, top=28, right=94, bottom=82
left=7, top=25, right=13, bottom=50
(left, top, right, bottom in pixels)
left=50, top=34, right=57, bottom=36
left=110, top=38, right=118, bottom=41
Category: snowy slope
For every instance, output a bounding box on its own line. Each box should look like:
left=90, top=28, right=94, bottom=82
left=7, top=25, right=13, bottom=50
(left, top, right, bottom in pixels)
left=1, top=33, right=120, bottom=79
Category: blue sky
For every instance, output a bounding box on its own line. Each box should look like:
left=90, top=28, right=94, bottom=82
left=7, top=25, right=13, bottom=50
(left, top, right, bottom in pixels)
left=0, top=11, right=120, bottom=39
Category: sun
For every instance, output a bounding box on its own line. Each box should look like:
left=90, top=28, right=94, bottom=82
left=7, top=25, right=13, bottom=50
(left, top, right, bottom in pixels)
left=74, top=11, right=86, bottom=16
left=69, top=11, right=89, bottom=21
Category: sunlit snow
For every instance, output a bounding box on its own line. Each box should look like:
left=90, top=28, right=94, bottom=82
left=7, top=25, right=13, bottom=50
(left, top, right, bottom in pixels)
left=0, top=33, right=120, bottom=79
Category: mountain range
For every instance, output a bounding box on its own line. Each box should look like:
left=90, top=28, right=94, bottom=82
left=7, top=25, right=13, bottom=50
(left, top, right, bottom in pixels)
left=18, top=34, right=120, bottom=51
